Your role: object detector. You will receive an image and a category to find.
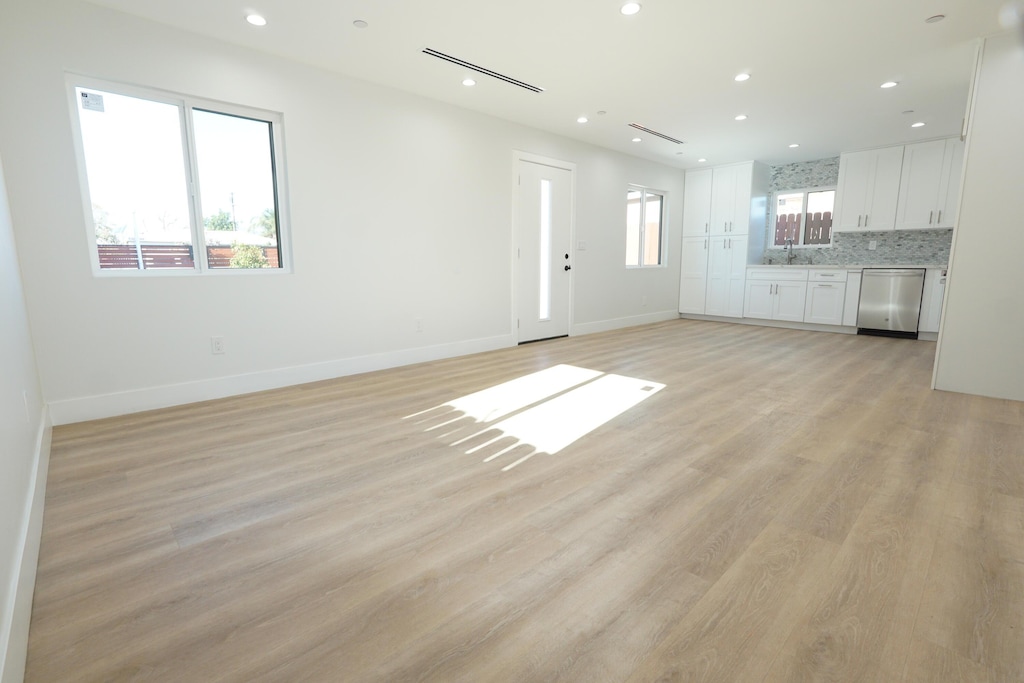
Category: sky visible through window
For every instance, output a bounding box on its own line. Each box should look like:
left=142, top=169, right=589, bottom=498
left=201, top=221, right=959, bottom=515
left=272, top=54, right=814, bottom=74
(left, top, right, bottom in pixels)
left=77, top=88, right=276, bottom=249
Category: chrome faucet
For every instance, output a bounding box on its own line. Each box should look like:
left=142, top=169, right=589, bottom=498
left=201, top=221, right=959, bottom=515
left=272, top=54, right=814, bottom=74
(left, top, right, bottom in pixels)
left=786, top=238, right=796, bottom=264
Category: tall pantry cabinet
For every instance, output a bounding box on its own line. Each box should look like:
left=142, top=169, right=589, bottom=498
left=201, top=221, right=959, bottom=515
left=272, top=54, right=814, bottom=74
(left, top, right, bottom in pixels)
left=678, top=161, right=769, bottom=317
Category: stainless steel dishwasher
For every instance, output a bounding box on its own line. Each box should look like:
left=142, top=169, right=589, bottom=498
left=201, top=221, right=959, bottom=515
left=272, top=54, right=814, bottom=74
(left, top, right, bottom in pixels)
left=857, top=268, right=926, bottom=338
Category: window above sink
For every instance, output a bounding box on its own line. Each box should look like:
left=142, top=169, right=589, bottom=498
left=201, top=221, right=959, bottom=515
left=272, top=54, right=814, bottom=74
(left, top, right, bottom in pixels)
left=773, top=187, right=836, bottom=248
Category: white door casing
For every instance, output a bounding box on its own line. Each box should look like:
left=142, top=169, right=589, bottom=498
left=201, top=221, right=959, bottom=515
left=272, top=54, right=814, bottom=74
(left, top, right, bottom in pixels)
left=514, top=155, right=574, bottom=343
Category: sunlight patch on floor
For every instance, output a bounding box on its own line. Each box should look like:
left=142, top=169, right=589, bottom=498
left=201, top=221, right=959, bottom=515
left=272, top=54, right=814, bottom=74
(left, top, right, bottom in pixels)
left=406, top=365, right=665, bottom=471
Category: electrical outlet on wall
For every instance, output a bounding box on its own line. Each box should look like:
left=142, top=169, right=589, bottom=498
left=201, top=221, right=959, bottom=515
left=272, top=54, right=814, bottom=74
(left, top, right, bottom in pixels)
left=415, top=318, right=423, bottom=333
left=211, top=336, right=226, bottom=354
left=868, top=240, right=878, bottom=251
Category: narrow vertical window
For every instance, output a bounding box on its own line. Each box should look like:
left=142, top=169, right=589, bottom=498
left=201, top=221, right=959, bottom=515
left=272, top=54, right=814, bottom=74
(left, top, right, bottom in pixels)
left=539, top=179, right=552, bottom=320
left=626, top=187, right=664, bottom=267
left=643, top=191, right=664, bottom=266
left=625, top=189, right=643, bottom=266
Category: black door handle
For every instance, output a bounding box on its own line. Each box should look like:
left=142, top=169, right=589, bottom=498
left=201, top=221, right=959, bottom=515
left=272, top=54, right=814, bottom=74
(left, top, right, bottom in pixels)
left=564, top=265, right=572, bottom=271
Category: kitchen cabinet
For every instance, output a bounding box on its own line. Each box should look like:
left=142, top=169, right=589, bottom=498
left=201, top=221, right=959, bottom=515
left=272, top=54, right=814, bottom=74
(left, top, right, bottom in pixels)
left=706, top=236, right=748, bottom=318
left=895, top=138, right=964, bottom=230
left=842, top=270, right=862, bottom=326
left=678, top=236, right=710, bottom=314
left=678, top=161, right=769, bottom=316
left=833, top=146, right=904, bottom=232
left=682, top=169, right=713, bottom=237
left=710, top=162, right=757, bottom=236
left=804, top=270, right=848, bottom=325
left=744, top=268, right=808, bottom=322
left=918, top=268, right=947, bottom=333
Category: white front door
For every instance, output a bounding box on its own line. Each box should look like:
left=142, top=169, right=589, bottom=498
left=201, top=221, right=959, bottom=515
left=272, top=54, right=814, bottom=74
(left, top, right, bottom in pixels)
left=516, top=157, right=573, bottom=343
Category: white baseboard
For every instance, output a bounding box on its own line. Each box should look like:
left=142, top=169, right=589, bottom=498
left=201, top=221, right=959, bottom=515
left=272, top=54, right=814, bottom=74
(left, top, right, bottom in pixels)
left=572, top=310, right=679, bottom=337
left=48, top=334, right=514, bottom=426
left=1, top=407, right=51, bottom=683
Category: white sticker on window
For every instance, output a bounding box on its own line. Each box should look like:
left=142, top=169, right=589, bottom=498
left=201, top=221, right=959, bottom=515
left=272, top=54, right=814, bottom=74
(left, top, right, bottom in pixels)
left=80, top=92, right=104, bottom=112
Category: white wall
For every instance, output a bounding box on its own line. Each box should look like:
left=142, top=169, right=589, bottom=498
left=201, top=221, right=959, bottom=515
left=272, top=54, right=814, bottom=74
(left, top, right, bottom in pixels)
left=934, top=32, right=1024, bottom=401
left=0, top=0, right=684, bottom=425
left=0, top=153, right=50, bottom=683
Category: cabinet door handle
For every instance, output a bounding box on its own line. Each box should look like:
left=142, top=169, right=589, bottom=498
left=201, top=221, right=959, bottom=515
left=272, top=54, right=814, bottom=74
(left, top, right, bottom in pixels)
left=929, top=210, right=933, bottom=224
left=818, top=284, right=833, bottom=288
left=821, top=273, right=835, bottom=277
left=865, top=214, right=869, bottom=226
left=937, top=210, right=942, bottom=223
left=857, top=215, right=862, bottom=227
left=705, top=222, right=708, bottom=233
left=704, top=238, right=707, bottom=250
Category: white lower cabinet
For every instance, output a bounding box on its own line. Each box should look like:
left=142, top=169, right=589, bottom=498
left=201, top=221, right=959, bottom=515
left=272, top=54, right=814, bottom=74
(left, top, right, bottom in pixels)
left=919, top=268, right=947, bottom=333
left=678, top=236, right=710, bottom=314
left=705, top=236, right=748, bottom=318
left=842, top=271, right=863, bottom=326
left=804, top=269, right=848, bottom=325
left=744, top=268, right=808, bottom=322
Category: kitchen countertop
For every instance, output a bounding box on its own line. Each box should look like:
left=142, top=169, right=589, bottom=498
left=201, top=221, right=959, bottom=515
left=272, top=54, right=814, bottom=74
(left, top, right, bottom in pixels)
left=752, top=263, right=947, bottom=270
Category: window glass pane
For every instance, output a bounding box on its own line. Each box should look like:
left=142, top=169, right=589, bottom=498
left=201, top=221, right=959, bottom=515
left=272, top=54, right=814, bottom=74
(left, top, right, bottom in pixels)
left=805, top=190, right=835, bottom=245
left=774, top=192, right=803, bottom=246
left=539, top=179, right=552, bottom=321
left=625, top=189, right=642, bottom=266
left=192, top=109, right=280, bottom=269
left=642, top=192, right=663, bottom=266
left=76, top=88, right=194, bottom=269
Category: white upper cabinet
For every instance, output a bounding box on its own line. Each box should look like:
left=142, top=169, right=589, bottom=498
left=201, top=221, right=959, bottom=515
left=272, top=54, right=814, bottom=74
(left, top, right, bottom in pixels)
left=709, top=163, right=753, bottom=236
left=895, top=138, right=965, bottom=230
left=682, top=169, right=713, bottom=237
left=833, top=146, right=904, bottom=232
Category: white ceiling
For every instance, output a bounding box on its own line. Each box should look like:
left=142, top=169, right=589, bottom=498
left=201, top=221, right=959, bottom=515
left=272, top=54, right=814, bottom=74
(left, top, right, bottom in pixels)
left=85, top=0, right=1009, bottom=169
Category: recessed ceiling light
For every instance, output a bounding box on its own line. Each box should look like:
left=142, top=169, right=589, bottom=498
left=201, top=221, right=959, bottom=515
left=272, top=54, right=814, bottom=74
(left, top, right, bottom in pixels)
left=911, top=121, right=926, bottom=128
left=631, top=137, right=642, bottom=142
left=789, top=143, right=800, bottom=148
left=881, top=81, right=899, bottom=88
left=902, top=109, right=915, bottom=114
left=735, top=114, right=748, bottom=121
left=245, top=14, right=267, bottom=26
left=925, top=14, right=945, bottom=23
left=676, top=152, right=684, bottom=155
left=698, top=158, right=707, bottom=163
left=621, top=2, right=642, bottom=15
left=462, top=78, right=476, bottom=87
left=597, top=110, right=607, bottom=116
left=577, top=116, right=588, bottom=124
left=353, top=19, right=368, bottom=29
left=734, top=73, right=751, bottom=82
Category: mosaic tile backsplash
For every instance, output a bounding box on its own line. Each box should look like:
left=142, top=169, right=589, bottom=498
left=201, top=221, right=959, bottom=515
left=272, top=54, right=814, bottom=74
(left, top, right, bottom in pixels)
left=761, top=158, right=953, bottom=266
left=763, top=229, right=953, bottom=266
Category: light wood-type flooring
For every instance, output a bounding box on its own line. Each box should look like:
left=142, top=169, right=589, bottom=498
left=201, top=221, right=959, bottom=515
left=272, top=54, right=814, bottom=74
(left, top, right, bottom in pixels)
left=26, top=320, right=1024, bottom=682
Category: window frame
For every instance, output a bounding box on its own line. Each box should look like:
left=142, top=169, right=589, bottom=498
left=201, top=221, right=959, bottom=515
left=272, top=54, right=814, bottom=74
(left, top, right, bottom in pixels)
left=66, top=74, right=292, bottom=276
left=625, top=185, right=667, bottom=268
left=771, top=185, right=836, bottom=249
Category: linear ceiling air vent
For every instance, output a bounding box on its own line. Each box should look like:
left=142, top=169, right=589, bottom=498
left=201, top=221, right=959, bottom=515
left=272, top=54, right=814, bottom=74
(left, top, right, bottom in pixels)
left=628, top=123, right=685, bottom=145
left=422, top=48, right=545, bottom=93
